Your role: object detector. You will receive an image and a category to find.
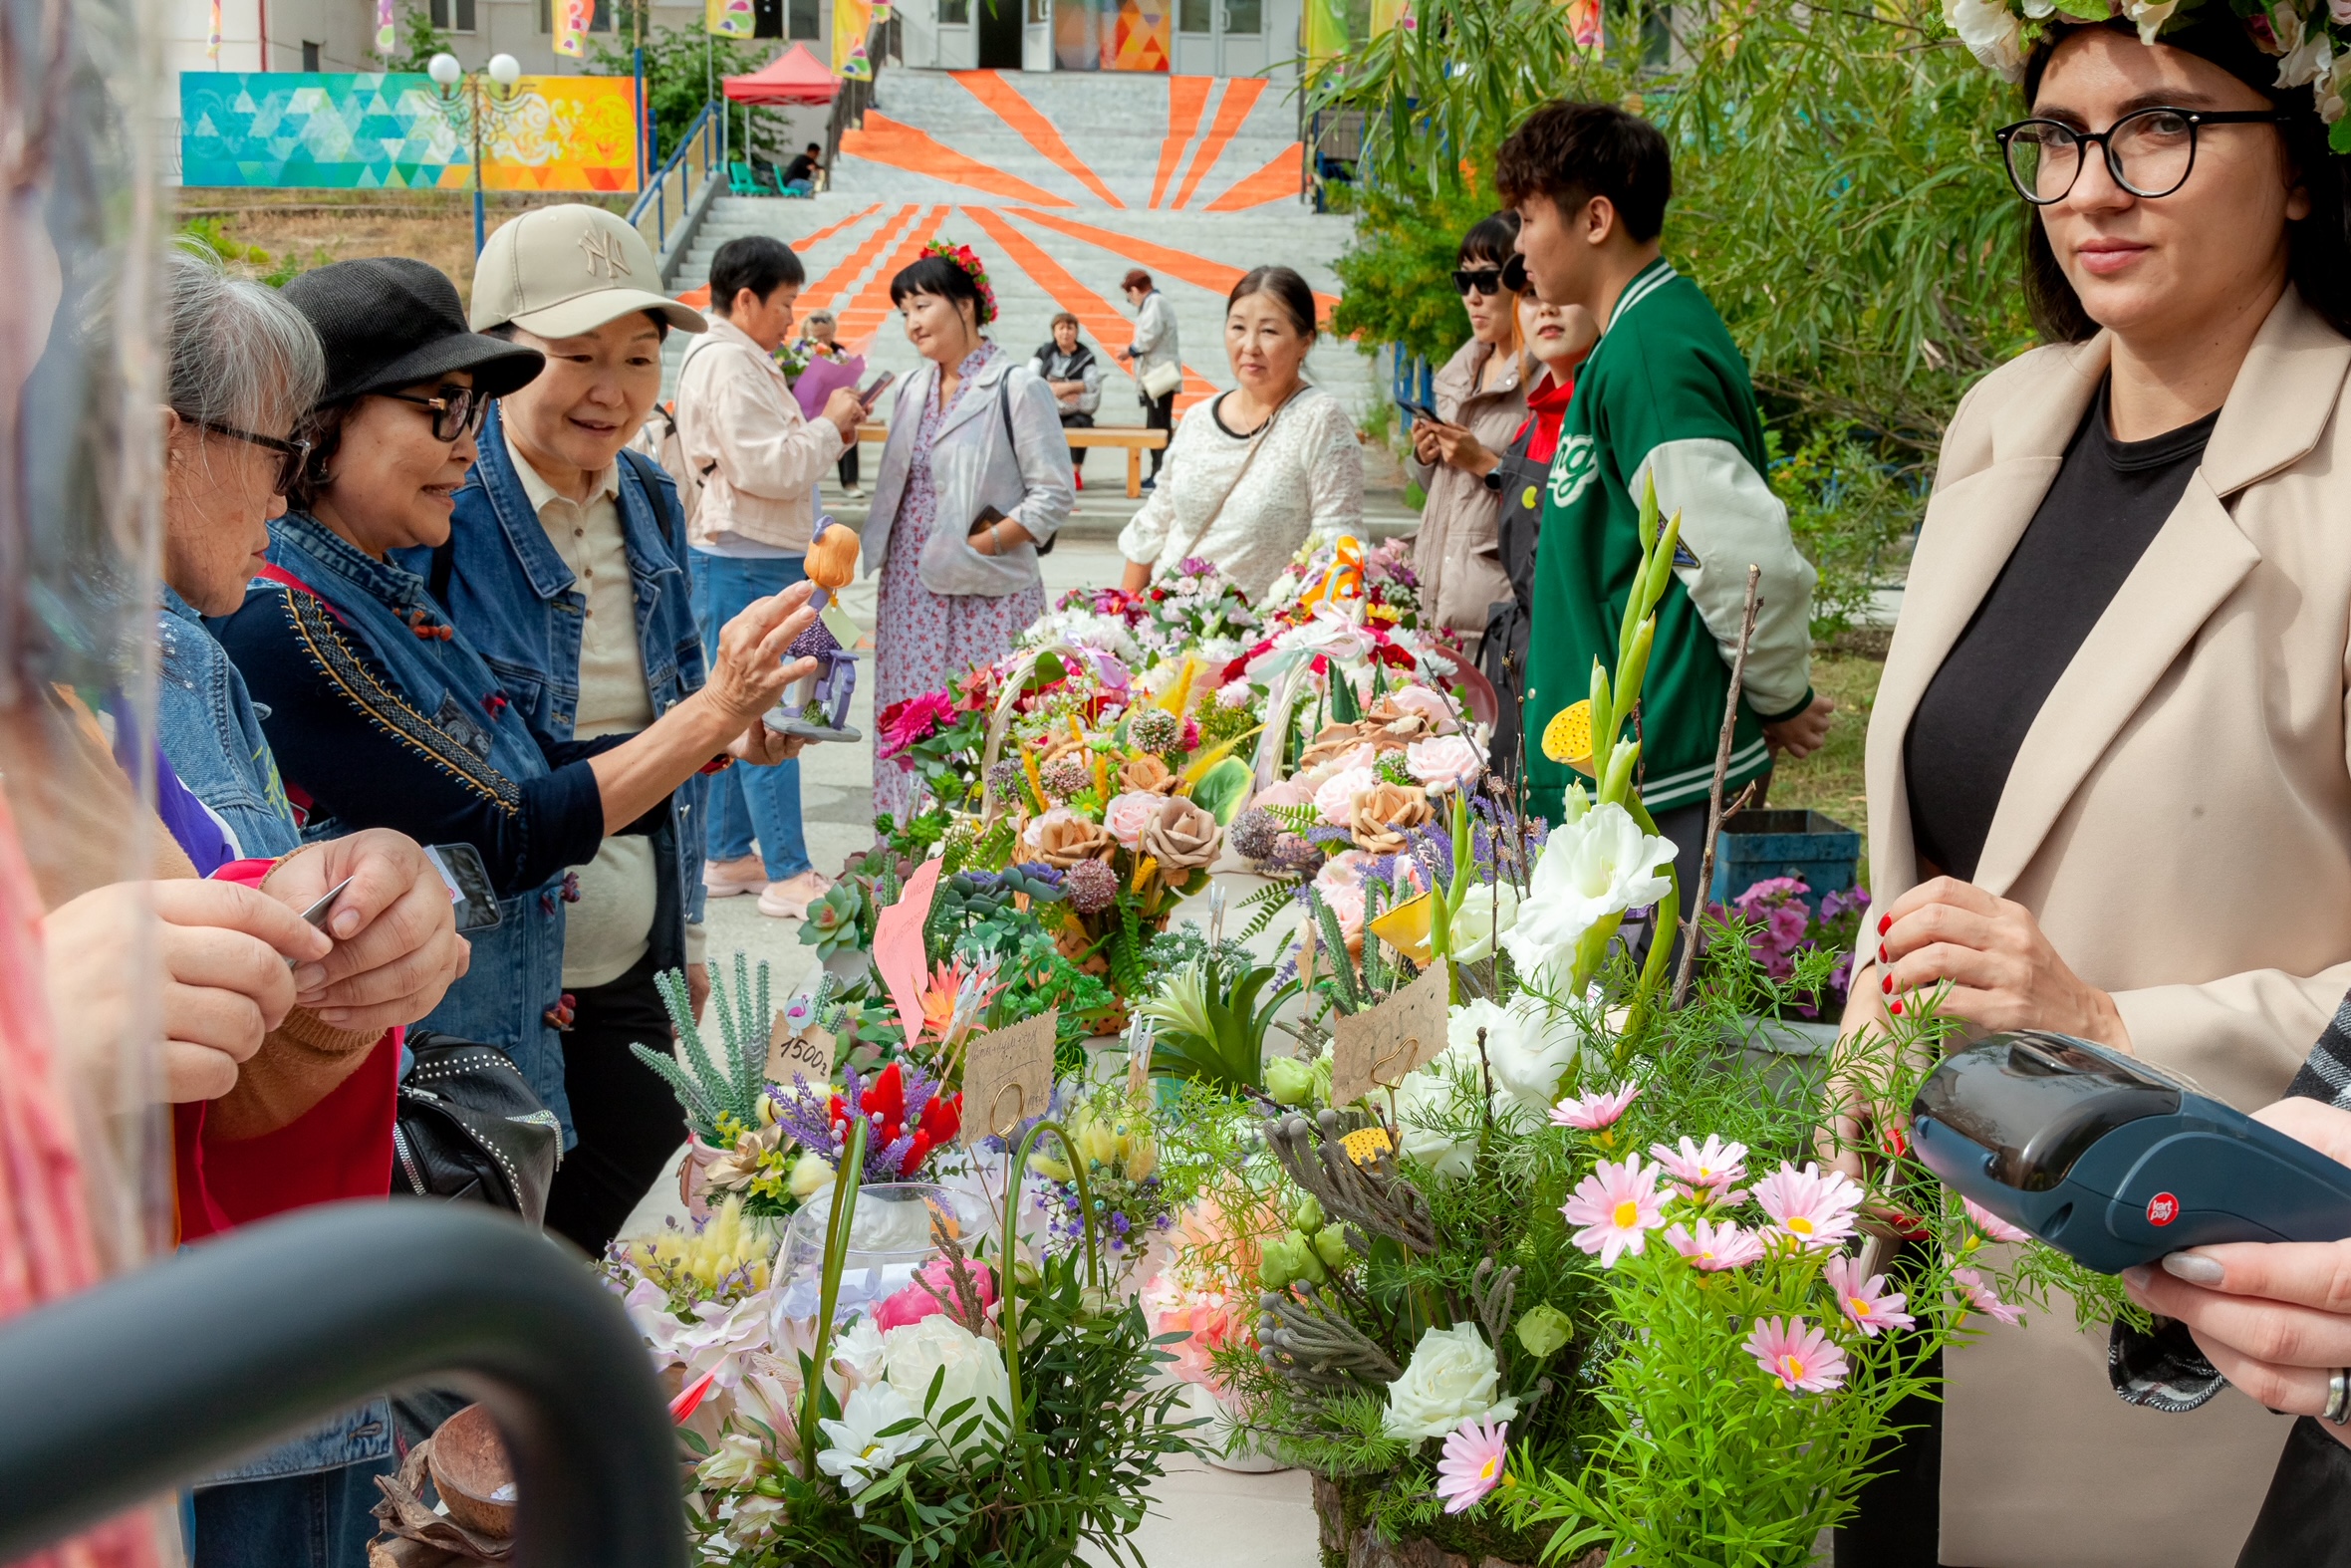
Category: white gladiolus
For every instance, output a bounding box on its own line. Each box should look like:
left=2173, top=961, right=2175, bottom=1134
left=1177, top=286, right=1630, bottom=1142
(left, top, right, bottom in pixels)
left=1446, top=879, right=1521, bottom=965
left=1449, top=995, right=1581, bottom=1112
left=1499, top=802, right=1676, bottom=993
left=1382, top=1322, right=1520, bottom=1440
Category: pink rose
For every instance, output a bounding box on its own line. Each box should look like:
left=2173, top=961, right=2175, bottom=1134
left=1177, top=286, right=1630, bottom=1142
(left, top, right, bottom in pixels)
left=1388, top=684, right=1459, bottom=734
left=874, top=1257, right=998, bottom=1331
left=1313, top=766, right=1380, bottom=826
left=1407, top=734, right=1485, bottom=794
left=1249, top=778, right=1314, bottom=811
left=1316, top=849, right=1376, bottom=895
left=1319, top=883, right=1367, bottom=953
left=1104, top=790, right=1163, bottom=850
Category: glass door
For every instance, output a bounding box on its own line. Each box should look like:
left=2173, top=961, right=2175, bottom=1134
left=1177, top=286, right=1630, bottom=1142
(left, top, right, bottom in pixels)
left=936, top=0, right=979, bottom=69
left=1174, top=0, right=1215, bottom=74
left=1218, top=0, right=1264, bottom=73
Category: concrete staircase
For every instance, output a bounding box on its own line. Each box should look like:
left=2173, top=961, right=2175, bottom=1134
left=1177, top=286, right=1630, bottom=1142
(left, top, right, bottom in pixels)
left=661, top=70, right=1393, bottom=527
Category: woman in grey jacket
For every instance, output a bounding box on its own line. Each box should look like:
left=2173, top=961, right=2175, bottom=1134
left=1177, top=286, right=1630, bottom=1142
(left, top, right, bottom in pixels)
left=863, top=243, right=1074, bottom=819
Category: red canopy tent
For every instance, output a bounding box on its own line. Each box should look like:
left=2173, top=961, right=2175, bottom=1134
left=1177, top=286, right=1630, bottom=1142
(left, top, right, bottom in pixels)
left=723, top=43, right=839, bottom=106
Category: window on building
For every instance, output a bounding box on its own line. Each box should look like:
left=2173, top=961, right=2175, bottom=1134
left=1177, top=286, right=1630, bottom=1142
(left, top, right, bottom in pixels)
left=939, top=0, right=969, bottom=23
left=429, top=0, right=477, bottom=29
left=788, top=0, right=821, bottom=37
left=753, top=0, right=782, bottom=36
left=301, top=39, right=321, bottom=68
left=1178, top=0, right=1209, bottom=30
left=1224, top=0, right=1259, bottom=32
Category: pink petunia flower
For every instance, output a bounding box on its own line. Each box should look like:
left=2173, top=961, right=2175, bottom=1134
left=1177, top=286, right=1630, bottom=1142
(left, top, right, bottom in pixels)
left=1746, top=1316, right=1849, bottom=1393
left=1824, top=1254, right=1915, bottom=1337
left=1952, top=1266, right=2023, bottom=1326
left=1664, top=1218, right=1765, bottom=1271
left=1962, top=1196, right=2031, bottom=1244
left=1550, top=1082, right=1642, bottom=1132
left=1435, top=1417, right=1510, bottom=1514
left=1650, top=1134, right=1749, bottom=1200
left=1752, top=1162, right=1864, bottom=1251
left=1561, top=1157, right=1667, bottom=1267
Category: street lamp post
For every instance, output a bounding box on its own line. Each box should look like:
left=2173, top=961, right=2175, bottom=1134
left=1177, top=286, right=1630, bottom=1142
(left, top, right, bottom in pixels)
left=428, top=51, right=526, bottom=256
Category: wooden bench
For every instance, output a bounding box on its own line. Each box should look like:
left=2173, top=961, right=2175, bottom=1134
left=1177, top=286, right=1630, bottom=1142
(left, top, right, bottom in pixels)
left=856, top=423, right=1171, bottom=498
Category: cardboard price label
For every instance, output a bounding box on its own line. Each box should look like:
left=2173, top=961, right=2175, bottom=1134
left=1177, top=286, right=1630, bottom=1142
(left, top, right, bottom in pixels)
left=1330, top=960, right=1450, bottom=1109
left=960, top=1008, right=1058, bottom=1146
left=767, top=1018, right=837, bottom=1088
left=819, top=601, right=863, bottom=652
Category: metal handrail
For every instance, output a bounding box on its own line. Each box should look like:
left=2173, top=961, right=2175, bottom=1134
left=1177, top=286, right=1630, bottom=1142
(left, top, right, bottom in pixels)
left=0, top=1201, right=685, bottom=1568
left=630, top=100, right=721, bottom=259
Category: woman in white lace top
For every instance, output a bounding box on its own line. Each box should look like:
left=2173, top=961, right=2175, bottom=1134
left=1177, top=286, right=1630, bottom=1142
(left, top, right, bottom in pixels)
left=1117, top=267, right=1364, bottom=602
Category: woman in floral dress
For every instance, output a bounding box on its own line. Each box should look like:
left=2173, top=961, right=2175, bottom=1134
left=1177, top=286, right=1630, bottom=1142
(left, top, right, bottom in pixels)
left=860, top=242, right=1075, bottom=819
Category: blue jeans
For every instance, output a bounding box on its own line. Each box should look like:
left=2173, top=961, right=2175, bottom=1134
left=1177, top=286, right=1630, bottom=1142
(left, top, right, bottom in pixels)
left=692, top=550, right=813, bottom=881
left=191, top=1454, right=396, bottom=1568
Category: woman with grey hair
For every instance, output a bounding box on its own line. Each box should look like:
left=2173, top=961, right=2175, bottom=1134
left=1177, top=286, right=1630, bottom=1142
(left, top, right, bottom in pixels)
left=797, top=307, right=864, bottom=497
left=153, top=246, right=472, bottom=1568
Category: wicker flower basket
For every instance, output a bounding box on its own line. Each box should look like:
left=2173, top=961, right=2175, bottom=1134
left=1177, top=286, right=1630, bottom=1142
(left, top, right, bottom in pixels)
left=1307, top=1473, right=1597, bottom=1568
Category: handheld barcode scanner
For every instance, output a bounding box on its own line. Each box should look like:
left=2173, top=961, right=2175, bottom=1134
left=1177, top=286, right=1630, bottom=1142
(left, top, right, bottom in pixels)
left=1910, top=1031, right=2351, bottom=1274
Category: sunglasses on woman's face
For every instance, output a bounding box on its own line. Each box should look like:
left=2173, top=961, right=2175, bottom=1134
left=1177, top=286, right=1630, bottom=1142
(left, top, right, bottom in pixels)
left=383, top=385, right=486, bottom=442
left=195, top=418, right=312, bottom=497
left=1453, top=268, right=1505, bottom=298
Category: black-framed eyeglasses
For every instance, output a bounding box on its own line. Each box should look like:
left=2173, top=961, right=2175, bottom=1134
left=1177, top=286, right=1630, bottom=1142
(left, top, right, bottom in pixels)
left=382, top=385, right=487, bottom=442
left=1996, top=107, right=2288, bottom=204
left=1453, top=267, right=1505, bottom=298
left=194, top=418, right=312, bottom=497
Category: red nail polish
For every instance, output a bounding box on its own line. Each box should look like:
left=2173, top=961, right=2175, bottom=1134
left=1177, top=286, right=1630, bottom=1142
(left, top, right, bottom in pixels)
left=1891, top=1000, right=1904, bottom=1016
left=1878, top=914, right=1891, bottom=935
left=1881, top=974, right=1892, bottom=993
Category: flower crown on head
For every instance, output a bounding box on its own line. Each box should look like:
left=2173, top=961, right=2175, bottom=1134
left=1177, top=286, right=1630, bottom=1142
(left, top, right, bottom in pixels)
left=923, top=240, right=998, bottom=326
left=1945, top=0, right=2351, bottom=144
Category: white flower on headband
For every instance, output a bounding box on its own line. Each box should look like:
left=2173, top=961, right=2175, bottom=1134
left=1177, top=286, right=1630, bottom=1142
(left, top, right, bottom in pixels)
left=2280, top=29, right=2332, bottom=84
left=1946, top=0, right=2026, bottom=78
left=2127, top=0, right=2179, bottom=44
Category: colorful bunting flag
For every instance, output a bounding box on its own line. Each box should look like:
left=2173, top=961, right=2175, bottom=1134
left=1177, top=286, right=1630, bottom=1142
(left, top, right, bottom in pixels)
left=375, top=0, right=395, bottom=54
left=707, top=0, right=755, bottom=38
left=554, top=0, right=592, bottom=58
left=832, top=0, right=875, bottom=77
left=210, top=0, right=225, bottom=61
left=1370, top=0, right=1414, bottom=35
left=1302, top=0, right=1349, bottom=61
left=1562, top=0, right=1602, bottom=55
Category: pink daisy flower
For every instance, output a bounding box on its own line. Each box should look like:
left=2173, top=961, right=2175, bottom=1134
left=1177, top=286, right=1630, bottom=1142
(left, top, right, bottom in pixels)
left=1649, top=1134, right=1749, bottom=1200
left=1962, top=1196, right=2031, bottom=1244
left=1752, top=1162, right=1864, bottom=1251
left=1435, top=1416, right=1510, bottom=1514
left=1550, top=1081, right=1641, bottom=1131
left=1824, top=1253, right=1915, bottom=1337
left=1664, top=1218, right=1765, bottom=1271
left=1952, top=1266, right=2023, bottom=1326
left=1561, top=1157, right=1667, bottom=1267
left=1744, top=1315, right=1849, bottom=1394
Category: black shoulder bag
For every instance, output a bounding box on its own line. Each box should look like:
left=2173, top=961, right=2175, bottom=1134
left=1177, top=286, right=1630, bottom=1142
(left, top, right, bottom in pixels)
left=392, top=1030, right=563, bottom=1224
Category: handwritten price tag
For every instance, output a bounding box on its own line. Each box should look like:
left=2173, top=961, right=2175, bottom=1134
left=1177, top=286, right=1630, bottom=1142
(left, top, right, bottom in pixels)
left=959, top=1009, right=1058, bottom=1146
left=1330, top=960, right=1450, bottom=1109
left=767, top=1018, right=836, bottom=1088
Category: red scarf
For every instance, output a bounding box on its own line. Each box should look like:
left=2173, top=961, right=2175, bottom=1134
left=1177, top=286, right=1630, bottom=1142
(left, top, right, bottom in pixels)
left=1513, top=371, right=1577, bottom=465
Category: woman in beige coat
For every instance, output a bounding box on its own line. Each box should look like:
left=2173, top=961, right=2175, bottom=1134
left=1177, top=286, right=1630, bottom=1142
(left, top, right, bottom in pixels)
left=1836, top=14, right=2351, bottom=1566
left=1408, top=211, right=1527, bottom=657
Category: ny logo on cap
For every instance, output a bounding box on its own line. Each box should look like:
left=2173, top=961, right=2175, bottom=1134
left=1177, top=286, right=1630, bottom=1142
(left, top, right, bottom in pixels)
left=579, top=227, right=634, bottom=280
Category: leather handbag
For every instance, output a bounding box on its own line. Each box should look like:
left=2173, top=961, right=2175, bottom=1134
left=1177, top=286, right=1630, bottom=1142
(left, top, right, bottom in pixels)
left=1140, top=361, right=1182, bottom=400
left=392, top=1030, right=562, bottom=1224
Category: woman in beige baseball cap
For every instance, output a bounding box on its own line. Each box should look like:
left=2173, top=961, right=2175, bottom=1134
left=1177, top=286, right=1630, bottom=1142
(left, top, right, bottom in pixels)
left=214, top=250, right=810, bottom=1263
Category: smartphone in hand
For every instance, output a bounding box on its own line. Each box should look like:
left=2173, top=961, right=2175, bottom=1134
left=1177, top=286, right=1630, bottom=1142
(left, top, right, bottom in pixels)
left=860, top=370, right=897, bottom=405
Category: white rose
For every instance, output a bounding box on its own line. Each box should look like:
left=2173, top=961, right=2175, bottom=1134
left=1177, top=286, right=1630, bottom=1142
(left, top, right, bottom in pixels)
left=1499, top=802, right=1676, bottom=992
left=2324, top=52, right=2351, bottom=122
left=881, top=1313, right=1013, bottom=1455
left=1944, top=0, right=2024, bottom=79
left=2125, top=0, right=2176, bottom=44
left=833, top=1314, right=889, bottom=1388
left=1446, top=878, right=1520, bottom=963
left=1381, top=1322, right=1520, bottom=1440
left=1392, top=1064, right=1480, bottom=1181
left=1447, top=995, right=1580, bottom=1112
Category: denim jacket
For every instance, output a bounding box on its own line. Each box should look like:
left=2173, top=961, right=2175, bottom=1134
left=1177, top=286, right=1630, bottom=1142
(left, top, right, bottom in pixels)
left=407, top=404, right=708, bottom=977
left=157, top=586, right=303, bottom=862
left=256, top=514, right=578, bottom=1138
left=159, top=586, right=393, bottom=1486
